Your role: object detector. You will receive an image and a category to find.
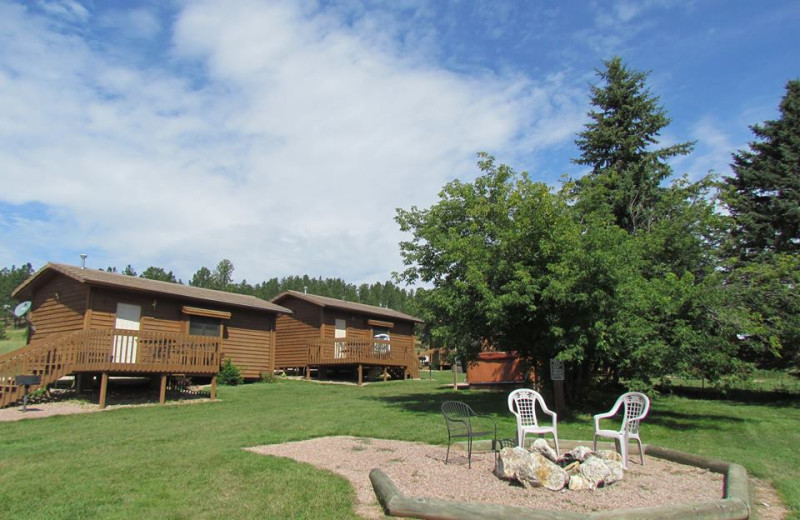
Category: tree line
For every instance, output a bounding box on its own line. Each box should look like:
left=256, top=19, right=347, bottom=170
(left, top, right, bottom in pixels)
left=396, top=57, right=799, bottom=397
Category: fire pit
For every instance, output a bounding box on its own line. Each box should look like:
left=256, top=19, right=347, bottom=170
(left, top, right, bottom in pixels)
left=370, top=439, right=751, bottom=520
left=495, top=440, right=625, bottom=491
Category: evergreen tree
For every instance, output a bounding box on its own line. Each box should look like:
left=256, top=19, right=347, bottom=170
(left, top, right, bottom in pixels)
left=723, top=79, right=800, bottom=369
left=140, top=266, right=179, bottom=283
left=725, top=79, right=800, bottom=259
left=189, top=267, right=215, bottom=288
left=573, top=57, right=694, bottom=233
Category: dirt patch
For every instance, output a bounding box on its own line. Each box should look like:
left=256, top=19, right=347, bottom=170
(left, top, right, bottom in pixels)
left=0, top=389, right=212, bottom=422
left=246, top=436, right=788, bottom=520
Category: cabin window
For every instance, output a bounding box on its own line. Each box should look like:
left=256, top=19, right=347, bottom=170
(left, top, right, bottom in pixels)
left=372, top=326, right=390, bottom=340
left=189, top=316, right=221, bottom=337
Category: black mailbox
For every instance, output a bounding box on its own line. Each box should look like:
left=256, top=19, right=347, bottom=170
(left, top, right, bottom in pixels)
left=16, top=374, right=41, bottom=386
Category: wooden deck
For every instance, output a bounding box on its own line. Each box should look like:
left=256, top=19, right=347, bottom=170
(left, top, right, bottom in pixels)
left=307, top=338, right=418, bottom=384
left=0, top=328, right=221, bottom=408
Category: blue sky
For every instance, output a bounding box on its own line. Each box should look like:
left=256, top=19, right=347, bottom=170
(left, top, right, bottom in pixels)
left=1, top=0, right=798, bottom=286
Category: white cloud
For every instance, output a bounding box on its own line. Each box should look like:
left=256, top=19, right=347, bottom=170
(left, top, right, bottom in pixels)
left=0, top=0, right=580, bottom=283
left=684, top=117, right=738, bottom=179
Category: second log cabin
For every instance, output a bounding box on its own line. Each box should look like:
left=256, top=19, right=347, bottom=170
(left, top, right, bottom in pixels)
left=270, top=290, right=423, bottom=385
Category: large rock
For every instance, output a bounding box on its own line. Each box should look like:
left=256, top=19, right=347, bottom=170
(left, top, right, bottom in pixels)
left=495, top=447, right=531, bottom=482
left=602, top=459, right=624, bottom=486
left=577, top=456, right=612, bottom=489
left=568, top=474, right=592, bottom=491
left=596, top=449, right=623, bottom=463
left=531, top=438, right=558, bottom=462
left=495, top=447, right=568, bottom=491
left=569, top=446, right=595, bottom=463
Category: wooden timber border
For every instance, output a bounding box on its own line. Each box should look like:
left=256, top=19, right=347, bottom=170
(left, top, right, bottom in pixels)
left=370, top=441, right=751, bottom=520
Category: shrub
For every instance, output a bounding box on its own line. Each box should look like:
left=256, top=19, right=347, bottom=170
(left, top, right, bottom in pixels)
left=217, top=359, right=243, bottom=386
left=259, top=372, right=278, bottom=383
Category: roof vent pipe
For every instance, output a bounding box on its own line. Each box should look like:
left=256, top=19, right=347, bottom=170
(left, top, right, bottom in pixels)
left=303, top=286, right=307, bottom=294
left=80, top=254, right=87, bottom=269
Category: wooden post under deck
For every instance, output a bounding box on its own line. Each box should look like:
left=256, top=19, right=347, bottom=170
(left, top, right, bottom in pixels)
left=99, top=372, right=109, bottom=409
left=159, top=374, right=167, bottom=405
left=358, top=364, right=363, bottom=386
left=305, top=366, right=310, bottom=380
left=383, top=367, right=388, bottom=382
left=210, top=376, right=217, bottom=400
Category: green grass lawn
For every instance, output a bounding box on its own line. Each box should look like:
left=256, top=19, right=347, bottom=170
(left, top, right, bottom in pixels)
left=0, top=372, right=798, bottom=519
left=0, top=326, right=27, bottom=356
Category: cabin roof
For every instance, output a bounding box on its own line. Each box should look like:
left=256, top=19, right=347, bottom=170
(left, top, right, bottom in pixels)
left=13, top=263, right=292, bottom=315
left=270, top=290, right=423, bottom=323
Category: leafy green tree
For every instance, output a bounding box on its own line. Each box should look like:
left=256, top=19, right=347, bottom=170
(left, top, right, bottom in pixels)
left=396, top=153, right=577, bottom=377
left=573, top=57, right=694, bottom=234
left=140, top=267, right=179, bottom=283
left=724, top=79, right=800, bottom=259
left=121, top=265, right=137, bottom=276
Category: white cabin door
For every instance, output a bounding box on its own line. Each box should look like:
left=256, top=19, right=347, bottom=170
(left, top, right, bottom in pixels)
left=113, top=303, right=141, bottom=363
left=334, top=319, right=346, bottom=359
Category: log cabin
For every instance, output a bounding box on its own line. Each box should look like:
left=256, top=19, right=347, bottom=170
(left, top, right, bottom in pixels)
left=1, top=263, right=291, bottom=408
left=271, top=290, right=423, bottom=385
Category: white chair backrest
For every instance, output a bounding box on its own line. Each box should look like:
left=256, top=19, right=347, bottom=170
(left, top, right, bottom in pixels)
left=621, top=392, right=650, bottom=434
left=508, top=389, right=547, bottom=427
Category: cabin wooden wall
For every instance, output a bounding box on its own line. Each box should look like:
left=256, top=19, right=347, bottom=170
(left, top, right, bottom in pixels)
left=225, top=310, right=274, bottom=379
left=88, top=288, right=182, bottom=333
left=274, top=299, right=321, bottom=369
left=29, top=275, right=88, bottom=343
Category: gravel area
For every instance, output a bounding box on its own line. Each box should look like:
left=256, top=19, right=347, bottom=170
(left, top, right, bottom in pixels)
left=247, top=436, right=788, bottom=520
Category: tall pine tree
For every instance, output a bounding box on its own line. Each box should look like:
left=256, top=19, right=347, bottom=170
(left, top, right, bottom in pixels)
left=723, top=79, right=800, bottom=369
left=725, top=79, right=800, bottom=259
left=573, top=57, right=694, bottom=233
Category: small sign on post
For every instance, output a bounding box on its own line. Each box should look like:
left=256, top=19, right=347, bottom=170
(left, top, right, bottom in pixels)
left=16, top=374, right=41, bottom=412
left=549, top=359, right=565, bottom=381
left=549, top=359, right=566, bottom=415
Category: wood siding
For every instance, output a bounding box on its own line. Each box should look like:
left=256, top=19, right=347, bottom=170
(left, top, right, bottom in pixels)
left=29, top=276, right=88, bottom=343
left=224, top=310, right=273, bottom=379
left=88, top=288, right=183, bottom=334
left=274, top=299, right=321, bottom=368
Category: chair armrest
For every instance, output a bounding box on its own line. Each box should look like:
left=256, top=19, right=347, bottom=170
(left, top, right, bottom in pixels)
left=593, top=412, right=610, bottom=431
left=471, top=414, right=498, bottom=435
left=594, top=398, right=623, bottom=431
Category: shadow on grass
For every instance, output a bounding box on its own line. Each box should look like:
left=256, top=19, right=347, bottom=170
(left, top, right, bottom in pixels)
left=644, top=409, right=747, bottom=431
left=361, top=389, right=510, bottom=417
left=660, top=385, right=800, bottom=408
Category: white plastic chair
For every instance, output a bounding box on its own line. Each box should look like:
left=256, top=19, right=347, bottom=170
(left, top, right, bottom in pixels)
left=593, top=392, right=650, bottom=469
left=507, top=389, right=559, bottom=454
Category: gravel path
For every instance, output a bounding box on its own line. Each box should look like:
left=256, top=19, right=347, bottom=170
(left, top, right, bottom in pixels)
left=247, top=436, right=788, bottom=520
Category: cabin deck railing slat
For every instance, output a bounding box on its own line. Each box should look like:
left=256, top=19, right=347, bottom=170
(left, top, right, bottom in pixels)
left=0, top=329, right=221, bottom=407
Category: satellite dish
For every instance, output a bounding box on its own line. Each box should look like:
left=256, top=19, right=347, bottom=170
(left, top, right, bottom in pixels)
left=13, top=301, right=32, bottom=318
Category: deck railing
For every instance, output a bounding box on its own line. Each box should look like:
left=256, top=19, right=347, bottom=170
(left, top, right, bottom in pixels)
left=0, top=329, right=221, bottom=407
left=307, top=338, right=412, bottom=367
